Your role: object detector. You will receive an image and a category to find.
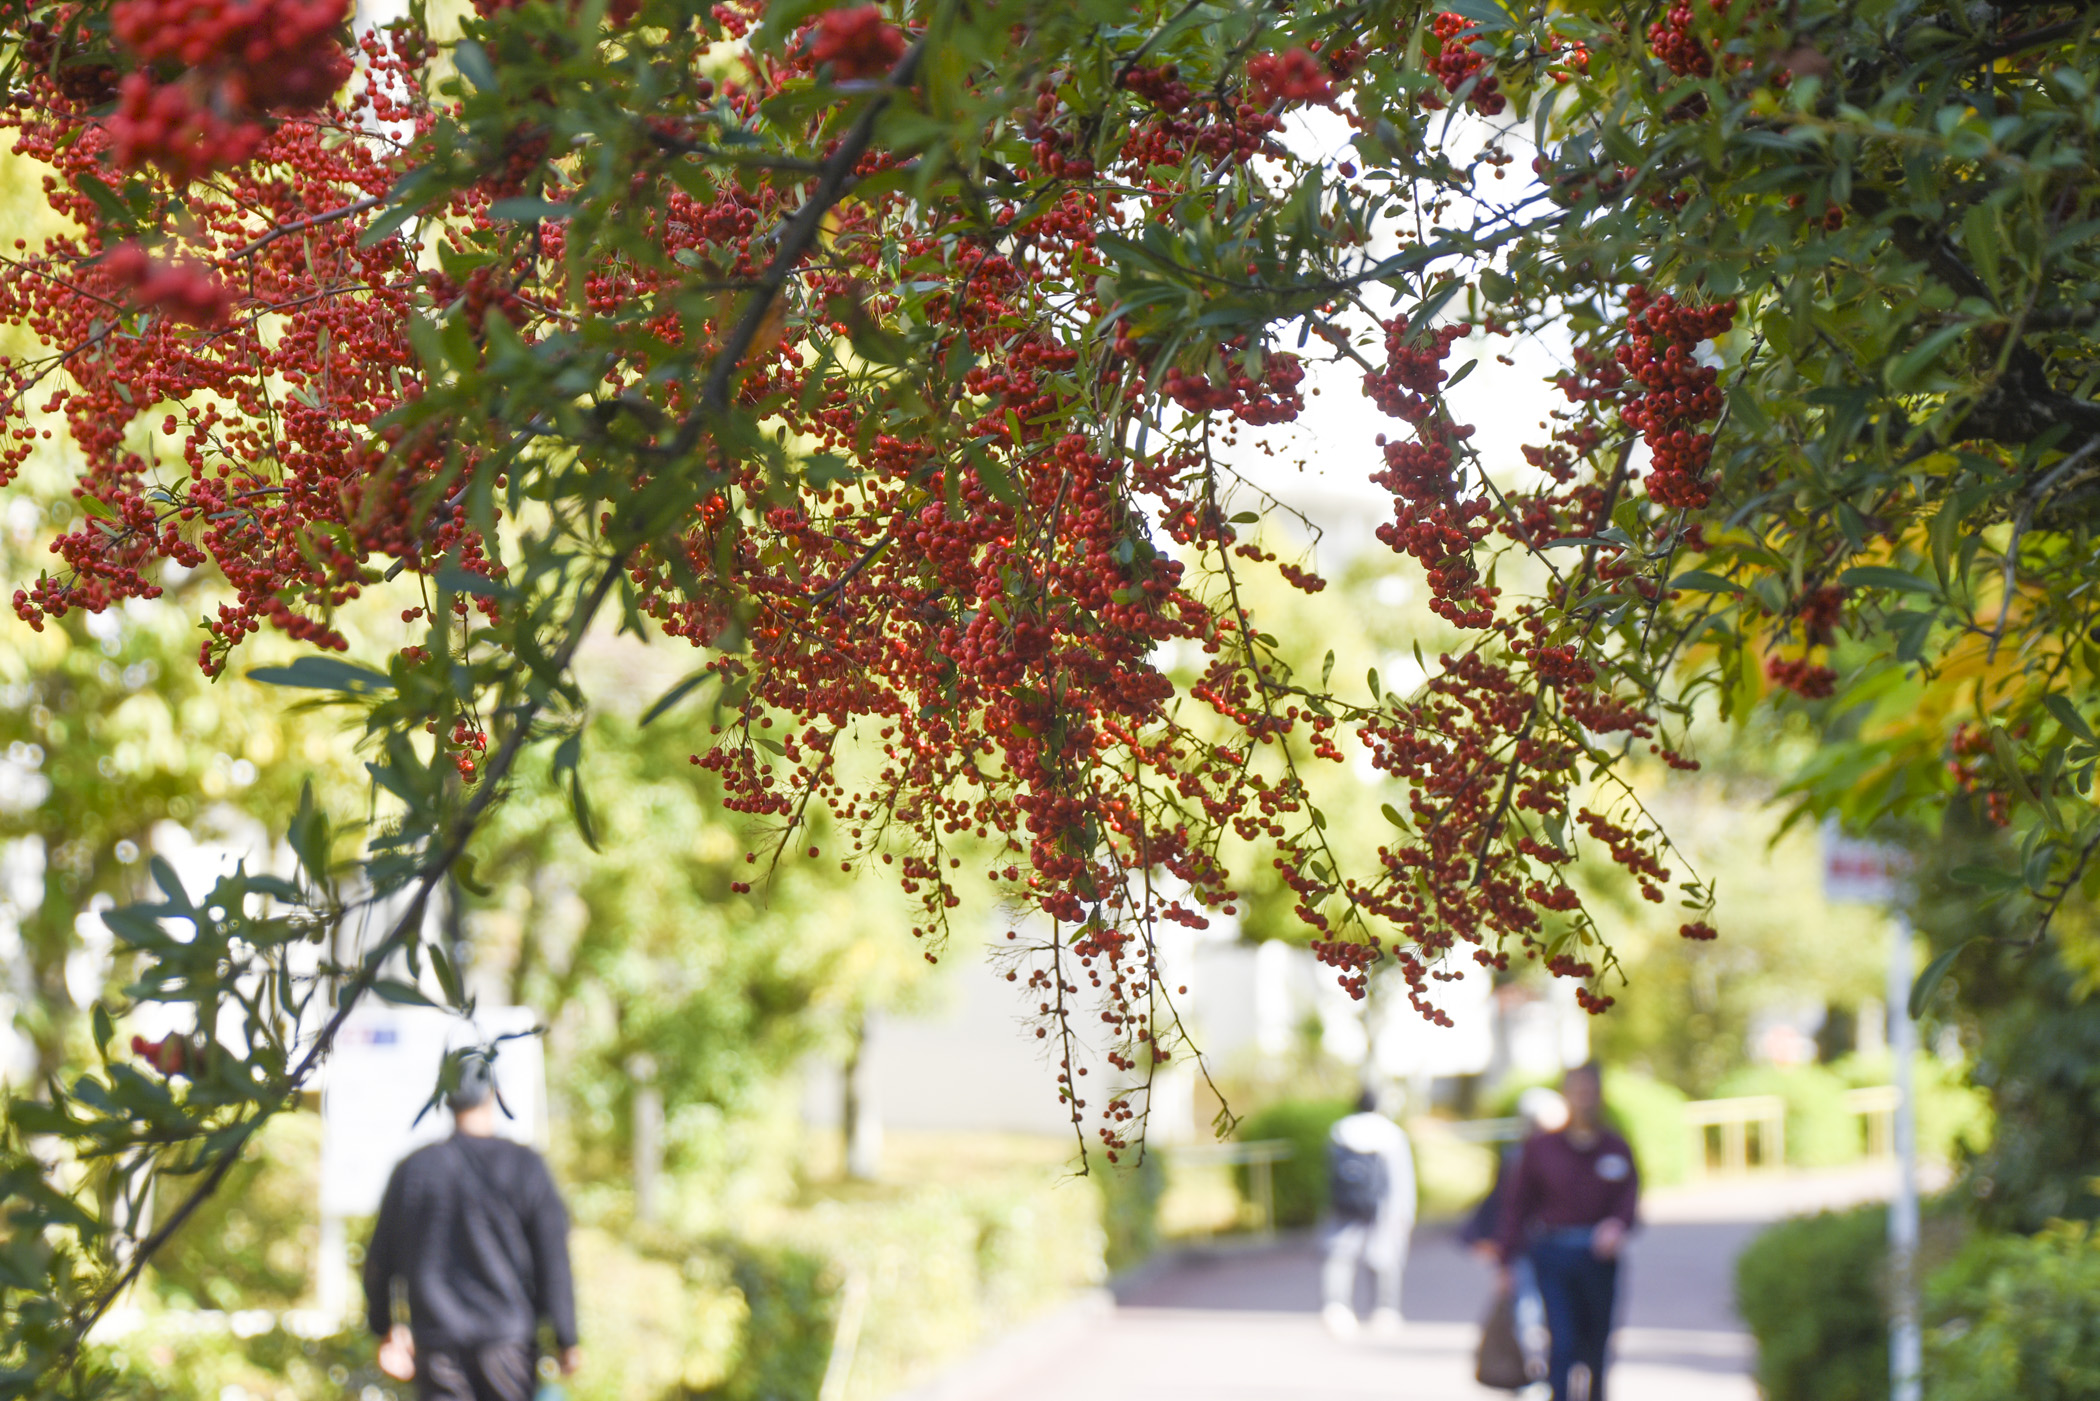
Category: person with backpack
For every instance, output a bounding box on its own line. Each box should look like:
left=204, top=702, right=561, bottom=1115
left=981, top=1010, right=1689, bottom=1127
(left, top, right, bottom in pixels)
left=365, top=1050, right=581, bottom=1401
left=1320, top=1087, right=1416, bottom=1336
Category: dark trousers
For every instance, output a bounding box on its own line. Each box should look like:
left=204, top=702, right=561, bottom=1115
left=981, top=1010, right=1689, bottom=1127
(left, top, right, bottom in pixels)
left=416, top=1340, right=536, bottom=1401
left=1530, top=1236, right=1619, bottom=1401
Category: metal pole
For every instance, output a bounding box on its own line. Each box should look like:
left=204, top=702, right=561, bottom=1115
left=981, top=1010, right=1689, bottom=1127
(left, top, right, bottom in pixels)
left=1887, top=914, right=1921, bottom=1401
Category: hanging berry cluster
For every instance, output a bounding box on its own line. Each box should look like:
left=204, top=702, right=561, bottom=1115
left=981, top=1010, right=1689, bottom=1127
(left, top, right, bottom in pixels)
left=0, top=0, right=1729, bottom=1152
left=1615, top=288, right=1736, bottom=509
left=1424, top=13, right=1505, bottom=114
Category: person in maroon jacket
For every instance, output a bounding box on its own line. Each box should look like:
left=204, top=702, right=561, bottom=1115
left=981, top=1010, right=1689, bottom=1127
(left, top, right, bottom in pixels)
left=1494, top=1063, right=1638, bottom=1401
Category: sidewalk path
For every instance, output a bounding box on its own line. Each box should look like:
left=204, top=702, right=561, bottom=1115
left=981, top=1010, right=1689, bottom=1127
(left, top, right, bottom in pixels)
left=893, top=1166, right=1905, bottom=1401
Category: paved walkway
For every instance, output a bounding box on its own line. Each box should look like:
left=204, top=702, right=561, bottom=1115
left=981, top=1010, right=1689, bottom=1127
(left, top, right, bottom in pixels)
left=895, top=1167, right=1905, bottom=1401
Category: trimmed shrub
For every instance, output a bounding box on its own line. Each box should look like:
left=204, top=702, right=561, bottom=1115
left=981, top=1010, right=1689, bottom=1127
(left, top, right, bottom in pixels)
left=1716, top=1063, right=1860, bottom=1168
left=1925, top=1221, right=2100, bottom=1401
left=1232, top=1097, right=1353, bottom=1228
left=1737, top=1199, right=1975, bottom=1401
left=1735, top=1205, right=1889, bottom=1401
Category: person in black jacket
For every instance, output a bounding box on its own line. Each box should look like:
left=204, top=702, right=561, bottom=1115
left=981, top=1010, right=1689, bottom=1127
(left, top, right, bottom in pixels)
left=365, top=1051, right=580, bottom=1401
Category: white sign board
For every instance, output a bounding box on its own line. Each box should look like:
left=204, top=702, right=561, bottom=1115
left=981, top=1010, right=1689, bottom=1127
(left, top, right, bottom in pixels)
left=318, top=1004, right=546, bottom=1217
left=1824, top=823, right=1906, bottom=905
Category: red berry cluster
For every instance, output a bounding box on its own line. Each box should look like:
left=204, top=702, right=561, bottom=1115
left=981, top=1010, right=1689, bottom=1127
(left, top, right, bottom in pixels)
left=1365, top=321, right=1496, bottom=627
left=1648, top=1, right=1716, bottom=77
left=810, top=5, right=905, bottom=79
left=1793, top=584, right=1846, bottom=646
left=131, top=1033, right=197, bottom=1076
left=1615, top=287, right=1735, bottom=509
left=108, top=72, right=264, bottom=180
left=101, top=242, right=235, bottom=327
left=112, top=0, right=353, bottom=109
left=1765, top=656, right=1837, bottom=698
left=1424, top=14, right=1505, bottom=115
left=1158, top=350, right=1304, bottom=425
left=104, top=0, right=351, bottom=181
left=1119, top=62, right=1192, bottom=112
left=1247, top=48, right=1333, bottom=107
left=1946, top=722, right=2012, bottom=826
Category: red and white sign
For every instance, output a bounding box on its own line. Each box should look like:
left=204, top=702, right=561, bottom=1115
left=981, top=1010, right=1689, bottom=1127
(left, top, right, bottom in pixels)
left=1823, top=823, right=1907, bottom=904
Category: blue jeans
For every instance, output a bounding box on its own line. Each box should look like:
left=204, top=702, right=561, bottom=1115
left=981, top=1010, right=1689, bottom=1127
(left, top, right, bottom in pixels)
left=1530, top=1230, right=1619, bottom=1401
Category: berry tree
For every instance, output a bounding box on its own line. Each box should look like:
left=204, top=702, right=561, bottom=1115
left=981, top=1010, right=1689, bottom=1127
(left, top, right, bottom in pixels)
left=0, top=0, right=2096, bottom=1384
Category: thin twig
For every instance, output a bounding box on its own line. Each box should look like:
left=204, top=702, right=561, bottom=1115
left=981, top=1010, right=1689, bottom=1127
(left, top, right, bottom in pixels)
left=224, top=195, right=385, bottom=261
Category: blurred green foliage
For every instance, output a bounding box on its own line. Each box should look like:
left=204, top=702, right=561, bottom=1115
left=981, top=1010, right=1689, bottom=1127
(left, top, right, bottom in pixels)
left=146, top=1115, right=319, bottom=1313
left=1925, top=1221, right=2100, bottom=1401
left=1911, top=808, right=2100, bottom=1232
left=92, top=1322, right=404, bottom=1401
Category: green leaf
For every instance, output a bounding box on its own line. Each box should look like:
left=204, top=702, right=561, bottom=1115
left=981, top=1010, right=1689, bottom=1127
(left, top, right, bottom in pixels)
left=371, top=977, right=438, bottom=1008
left=73, top=173, right=128, bottom=227
left=1885, top=323, right=1971, bottom=392
left=1950, top=864, right=2023, bottom=891
left=1837, top=565, right=1937, bottom=596
left=1909, top=938, right=1980, bottom=1018
left=1402, top=279, right=1465, bottom=342
left=434, top=567, right=514, bottom=600
left=1669, top=569, right=1741, bottom=593
left=248, top=657, right=395, bottom=695
left=358, top=194, right=421, bottom=248
left=2043, top=694, right=2095, bottom=743
left=640, top=669, right=721, bottom=726
left=1929, top=494, right=1961, bottom=587
left=1441, top=0, right=1511, bottom=32
left=429, top=940, right=466, bottom=1007
left=453, top=39, right=496, bottom=92
left=487, top=197, right=576, bottom=224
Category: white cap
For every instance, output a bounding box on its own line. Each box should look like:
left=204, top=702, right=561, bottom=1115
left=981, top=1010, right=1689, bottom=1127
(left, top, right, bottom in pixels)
left=1517, top=1086, right=1569, bottom=1132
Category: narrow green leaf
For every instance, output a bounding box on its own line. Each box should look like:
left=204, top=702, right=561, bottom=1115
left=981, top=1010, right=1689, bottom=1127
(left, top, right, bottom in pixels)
left=2043, top=693, right=2095, bottom=743
left=248, top=656, right=395, bottom=695
left=640, top=669, right=720, bottom=726
left=1837, top=565, right=1937, bottom=596
left=1885, top=323, right=1971, bottom=392
left=1909, top=939, right=1978, bottom=1018
left=1669, top=569, right=1741, bottom=593
left=371, top=977, right=438, bottom=1008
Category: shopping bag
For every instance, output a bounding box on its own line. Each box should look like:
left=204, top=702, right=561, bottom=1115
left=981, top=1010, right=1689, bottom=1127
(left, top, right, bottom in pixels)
left=1475, top=1289, right=1529, bottom=1391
